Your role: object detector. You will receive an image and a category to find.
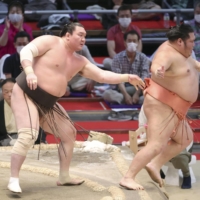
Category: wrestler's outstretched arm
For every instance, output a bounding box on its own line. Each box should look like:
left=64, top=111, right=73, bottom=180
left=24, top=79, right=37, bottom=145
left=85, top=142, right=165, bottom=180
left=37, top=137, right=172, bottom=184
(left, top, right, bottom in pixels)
left=79, top=58, right=145, bottom=90
left=151, top=51, right=172, bottom=78
left=19, top=35, right=57, bottom=90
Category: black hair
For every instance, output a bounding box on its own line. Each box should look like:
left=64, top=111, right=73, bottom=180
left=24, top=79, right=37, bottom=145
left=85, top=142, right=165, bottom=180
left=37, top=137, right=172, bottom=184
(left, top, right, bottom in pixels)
left=60, top=22, right=84, bottom=37
left=8, top=1, right=24, bottom=14
left=117, top=5, right=132, bottom=16
left=14, top=31, right=30, bottom=42
left=0, top=78, right=16, bottom=88
left=124, top=30, right=140, bottom=41
left=166, top=23, right=194, bottom=42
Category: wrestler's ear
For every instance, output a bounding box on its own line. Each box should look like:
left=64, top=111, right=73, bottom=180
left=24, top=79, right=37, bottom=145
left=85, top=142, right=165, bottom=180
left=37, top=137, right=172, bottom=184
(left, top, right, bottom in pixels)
left=177, top=38, right=183, bottom=46
left=65, top=32, right=70, bottom=40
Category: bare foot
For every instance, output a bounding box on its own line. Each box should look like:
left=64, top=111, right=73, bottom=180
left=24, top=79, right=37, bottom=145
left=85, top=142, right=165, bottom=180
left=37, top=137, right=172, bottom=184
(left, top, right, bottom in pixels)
left=145, top=164, right=163, bottom=187
left=57, top=179, right=85, bottom=186
left=119, top=177, right=144, bottom=190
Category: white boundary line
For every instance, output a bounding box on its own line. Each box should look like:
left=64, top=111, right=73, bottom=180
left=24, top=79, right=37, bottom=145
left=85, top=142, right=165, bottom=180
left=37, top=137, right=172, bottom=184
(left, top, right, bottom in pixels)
left=99, top=101, right=107, bottom=110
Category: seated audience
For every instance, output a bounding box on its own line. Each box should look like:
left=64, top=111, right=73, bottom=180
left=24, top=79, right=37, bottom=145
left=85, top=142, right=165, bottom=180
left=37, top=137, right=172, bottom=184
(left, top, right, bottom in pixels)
left=103, top=30, right=150, bottom=105
left=139, top=106, right=193, bottom=189
left=3, top=31, right=30, bottom=78
left=0, top=78, right=17, bottom=146
left=0, top=1, right=33, bottom=59
left=123, top=0, right=161, bottom=20
left=103, top=5, right=142, bottom=70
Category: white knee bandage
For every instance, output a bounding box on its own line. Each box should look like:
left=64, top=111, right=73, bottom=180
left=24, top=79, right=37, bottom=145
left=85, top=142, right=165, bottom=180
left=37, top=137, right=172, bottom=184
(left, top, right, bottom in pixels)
left=12, top=128, right=39, bottom=156
left=20, top=43, right=39, bottom=63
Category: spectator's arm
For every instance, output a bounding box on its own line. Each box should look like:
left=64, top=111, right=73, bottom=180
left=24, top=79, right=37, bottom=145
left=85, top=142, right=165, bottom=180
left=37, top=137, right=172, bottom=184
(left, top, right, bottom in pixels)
left=111, top=54, right=131, bottom=100
left=107, top=40, right=116, bottom=58
left=140, top=55, right=151, bottom=80
left=138, top=39, right=142, bottom=52
left=81, top=45, right=95, bottom=64
left=0, top=28, right=9, bottom=47
left=111, top=54, right=121, bottom=73
left=118, top=82, right=129, bottom=96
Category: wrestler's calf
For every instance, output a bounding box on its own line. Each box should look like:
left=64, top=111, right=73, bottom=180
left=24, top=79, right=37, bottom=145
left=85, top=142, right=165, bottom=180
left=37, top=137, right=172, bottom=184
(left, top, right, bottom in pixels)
left=12, top=128, right=39, bottom=156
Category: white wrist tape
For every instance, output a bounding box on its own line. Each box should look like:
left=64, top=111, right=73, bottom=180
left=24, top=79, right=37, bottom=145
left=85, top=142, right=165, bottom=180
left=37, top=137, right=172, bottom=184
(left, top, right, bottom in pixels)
left=24, top=66, right=34, bottom=75
left=120, top=74, right=129, bottom=83
left=20, top=43, right=39, bottom=63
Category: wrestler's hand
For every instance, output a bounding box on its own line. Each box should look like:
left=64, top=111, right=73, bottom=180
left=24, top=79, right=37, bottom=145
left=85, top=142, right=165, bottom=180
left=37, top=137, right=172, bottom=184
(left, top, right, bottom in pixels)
left=155, top=66, right=165, bottom=78
left=125, top=93, right=132, bottom=105
left=128, top=75, right=145, bottom=90
left=26, top=73, right=38, bottom=90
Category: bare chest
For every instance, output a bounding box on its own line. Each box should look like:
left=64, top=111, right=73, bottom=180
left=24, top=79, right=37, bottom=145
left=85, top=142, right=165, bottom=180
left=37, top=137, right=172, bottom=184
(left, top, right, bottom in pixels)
left=169, top=59, right=197, bottom=78
left=36, top=51, right=83, bottom=81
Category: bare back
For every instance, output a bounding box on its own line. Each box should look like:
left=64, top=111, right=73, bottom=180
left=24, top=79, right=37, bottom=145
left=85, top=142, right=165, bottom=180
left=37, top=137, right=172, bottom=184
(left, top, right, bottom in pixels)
left=31, top=35, right=87, bottom=97
left=151, top=41, right=199, bottom=102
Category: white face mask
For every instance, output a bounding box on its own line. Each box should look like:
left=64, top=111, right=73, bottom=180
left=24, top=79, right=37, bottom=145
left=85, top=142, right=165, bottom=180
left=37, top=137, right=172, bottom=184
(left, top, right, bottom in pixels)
left=9, top=13, right=23, bottom=23
left=118, top=17, right=131, bottom=28
left=16, top=46, right=24, bottom=54
left=195, top=14, right=200, bottom=23
left=127, top=42, right=138, bottom=52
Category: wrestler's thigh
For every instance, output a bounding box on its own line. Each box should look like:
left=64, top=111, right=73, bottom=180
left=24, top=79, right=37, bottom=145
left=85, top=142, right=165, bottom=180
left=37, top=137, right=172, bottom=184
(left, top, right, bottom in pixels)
left=171, top=120, right=193, bottom=146
left=11, top=84, right=39, bottom=130
left=143, top=95, right=178, bottom=143
left=40, top=103, right=76, bottom=141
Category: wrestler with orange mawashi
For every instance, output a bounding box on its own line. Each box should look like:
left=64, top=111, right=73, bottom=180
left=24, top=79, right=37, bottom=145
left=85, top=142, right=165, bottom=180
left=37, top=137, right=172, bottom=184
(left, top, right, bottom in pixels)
left=120, top=24, right=198, bottom=190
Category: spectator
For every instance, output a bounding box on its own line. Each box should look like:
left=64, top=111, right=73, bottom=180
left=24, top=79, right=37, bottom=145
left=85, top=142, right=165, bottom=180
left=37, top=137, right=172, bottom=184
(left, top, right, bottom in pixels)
left=123, top=0, right=161, bottom=20
left=0, top=78, right=17, bottom=146
left=0, top=1, right=33, bottom=59
left=103, top=30, right=150, bottom=106
left=188, top=2, right=200, bottom=61
left=3, top=31, right=30, bottom=78
left=66, top=45, right=102, bottom=95
left=0, top=0, right=28, bottom=20
left=103, top=5, right=142, bottom=70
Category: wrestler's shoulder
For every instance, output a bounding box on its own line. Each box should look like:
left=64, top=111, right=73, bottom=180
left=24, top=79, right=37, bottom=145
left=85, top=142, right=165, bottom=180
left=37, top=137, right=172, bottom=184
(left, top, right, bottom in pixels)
left=73, top=52, right=88, bottom=62
left=33, top=35, right=60, bottom=43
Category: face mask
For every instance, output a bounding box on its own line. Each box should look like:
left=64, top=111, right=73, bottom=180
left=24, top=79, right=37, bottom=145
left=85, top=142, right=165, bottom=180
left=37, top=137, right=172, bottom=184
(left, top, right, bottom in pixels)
left=127, top=42, right=138, bottom=52
left=16, top=46, right=24, bottom=54
left=118, top=17, right=131, bottom=28
left=8, top=13, right=22, bottom=23
left=195, top=14, right=200, bottom=23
